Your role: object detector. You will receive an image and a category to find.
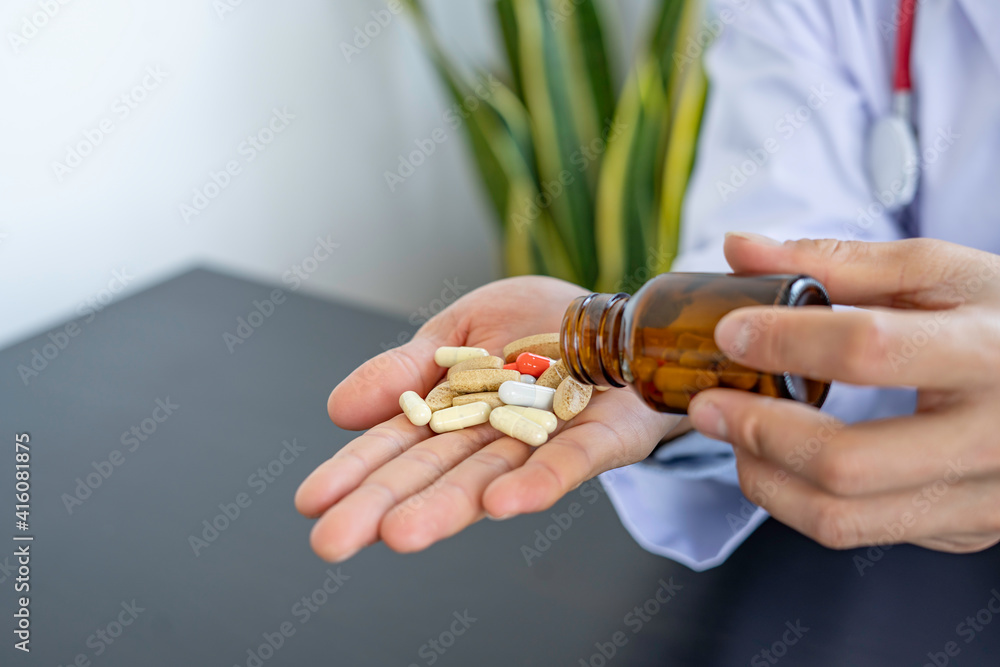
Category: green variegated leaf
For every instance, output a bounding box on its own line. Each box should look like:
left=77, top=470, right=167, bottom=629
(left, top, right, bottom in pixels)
left=512, top=0, right=597, bottom=287
left=401, top=0, right=709, bottom=290
left=495, top=0, right=524, bottom=99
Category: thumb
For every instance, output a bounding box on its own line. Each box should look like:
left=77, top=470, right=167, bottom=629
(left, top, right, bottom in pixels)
left=724, top=232, right=1000, bottom=309
left=328, top=328, right=455, bottom=431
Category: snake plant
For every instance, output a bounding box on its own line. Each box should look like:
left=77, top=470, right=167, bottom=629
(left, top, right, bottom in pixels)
left=402, top=0, right=708, bottom=293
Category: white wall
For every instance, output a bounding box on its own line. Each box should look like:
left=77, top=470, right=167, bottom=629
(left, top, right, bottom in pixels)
left=0, top=0, right=649, bottom=348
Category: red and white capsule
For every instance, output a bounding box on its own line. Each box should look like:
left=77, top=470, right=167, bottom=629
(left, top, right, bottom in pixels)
left=515, top=352, right=553, bottom=378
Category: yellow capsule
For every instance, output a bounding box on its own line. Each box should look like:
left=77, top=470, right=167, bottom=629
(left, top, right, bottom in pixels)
left=399, top=391, right=431, bottom=427
left=429, top=401, right=491, bottom=434
left=499, top=405, right=558, bottom=434
left=489, top=407, right=548, bottom=447
left=434, top=346, right=490, bottom=368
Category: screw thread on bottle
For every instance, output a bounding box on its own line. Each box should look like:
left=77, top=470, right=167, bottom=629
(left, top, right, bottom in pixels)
left=560, top=292, right=630, bottom=388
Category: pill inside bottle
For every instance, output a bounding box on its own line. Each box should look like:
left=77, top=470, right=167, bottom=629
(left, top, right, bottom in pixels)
left=559, top=273, right=832, bottom=415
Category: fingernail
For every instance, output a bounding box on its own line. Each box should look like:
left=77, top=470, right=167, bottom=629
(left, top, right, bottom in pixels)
left=332, top=546, right=360, bottom=563
left=487, top=512, right=515, bottom=521
left=726, top=231, right=782, bottom=246
left=690, top=400, right=727, bottom=441
left=716, top=313, right=751, bottom=359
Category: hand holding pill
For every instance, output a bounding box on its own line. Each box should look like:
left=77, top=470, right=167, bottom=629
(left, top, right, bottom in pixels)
left=295, top=276, right=682, bottom=563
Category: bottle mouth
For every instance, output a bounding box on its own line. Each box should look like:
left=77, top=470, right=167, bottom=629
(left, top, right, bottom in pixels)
left=776, top=276, right=832, bottom=407
left=560, top=292, right=630, bottom=388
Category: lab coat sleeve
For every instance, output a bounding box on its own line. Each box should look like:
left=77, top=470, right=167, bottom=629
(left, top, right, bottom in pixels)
left=600, top=0, right=917, bottom=571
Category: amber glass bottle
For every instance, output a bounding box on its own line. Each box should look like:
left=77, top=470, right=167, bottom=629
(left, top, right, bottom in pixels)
left=560, top=274, right=831, bottom=414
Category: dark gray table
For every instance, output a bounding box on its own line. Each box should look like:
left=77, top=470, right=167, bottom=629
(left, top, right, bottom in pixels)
left=2, top=268, right=998, bottom=666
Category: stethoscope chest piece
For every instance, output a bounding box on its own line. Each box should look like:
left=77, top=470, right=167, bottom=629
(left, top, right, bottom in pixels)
left=867, top=114, right=919, bottom=209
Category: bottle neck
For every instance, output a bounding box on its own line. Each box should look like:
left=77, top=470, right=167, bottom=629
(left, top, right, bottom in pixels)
left=560, top=292, right=630, bottom=388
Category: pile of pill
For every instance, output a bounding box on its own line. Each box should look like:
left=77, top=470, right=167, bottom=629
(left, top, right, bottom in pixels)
left=397, top=334, right=596, bottom=447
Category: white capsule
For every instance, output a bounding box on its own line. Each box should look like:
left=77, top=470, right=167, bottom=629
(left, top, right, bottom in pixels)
left=490, top=407, right=548, bottom=447
left=429, top=401, right=491, bottom=434
left=520, top=374, right=537, bottom=385
left=399, top=391, right=432, bottom=427
left=498, top=381, right=555, bottom=411
left=501, top=405, right=558, bottom=434
left=434, top=346, right=490, bottom=368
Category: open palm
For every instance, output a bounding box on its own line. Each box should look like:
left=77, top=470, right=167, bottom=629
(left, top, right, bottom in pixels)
left=295, top=276, right=681, bottom=562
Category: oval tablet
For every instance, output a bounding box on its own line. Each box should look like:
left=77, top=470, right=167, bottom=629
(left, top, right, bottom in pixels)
left=450, top=369, right=521, bottom=394
left=447, top=355, right=504, bottom=380
left=429, top=402, right=491, bottom=434
left=498, top=381, right=556, bottom=411
left=425, top=382, right=458, bottom=412
left=399, top=391, right=431, bottom=427
left=490, top=407, right=548, bottom=447
left=553, top=377, right=593, bottom=421
left=503, top=333, right=561, bottom=364
left=452, top=392, right=505, bottom=410
left=536, top=359, right=571, bottom=389
left=434, top=346, right=490, bottom=368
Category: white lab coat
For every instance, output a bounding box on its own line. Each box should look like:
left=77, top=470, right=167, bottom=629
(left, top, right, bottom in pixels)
left=601, top=0, right=1000, bottom=570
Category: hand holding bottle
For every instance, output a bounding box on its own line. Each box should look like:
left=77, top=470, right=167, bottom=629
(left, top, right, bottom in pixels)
left=689, top=233, right=1000, bottom=554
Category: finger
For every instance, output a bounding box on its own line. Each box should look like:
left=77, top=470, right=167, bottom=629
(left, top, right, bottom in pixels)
left=688, top=389, right=986, bottom=496
left=295, top=414, right=429, bottom=518
left=910, top=533, right=1000, bottom=554
left=328, top=299, right=476, bottom=431
left=714, top=306, right=995, bottom=389
left=307, top=423, right=499, bottom=561
left=732, top=448, right=1000, bottom=550
left=380, top=437, right=534, bottom=553
left=724, top=233, right=1000, bottom=309
left=482, top=393, right=679, bottom=517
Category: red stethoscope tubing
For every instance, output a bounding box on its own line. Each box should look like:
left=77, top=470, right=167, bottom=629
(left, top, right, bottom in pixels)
left=893, top=0, right=917, bottom=94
